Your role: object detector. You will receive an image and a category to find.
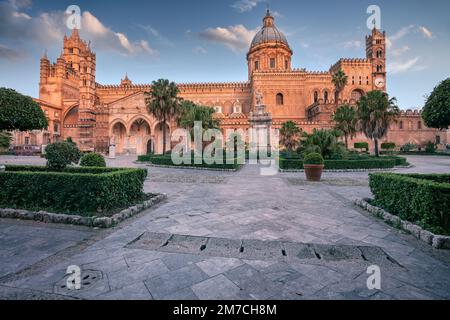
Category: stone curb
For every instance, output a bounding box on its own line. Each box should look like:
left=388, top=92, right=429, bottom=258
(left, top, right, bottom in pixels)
left=134, top=161, right=242, bottom=172
left=280, top=165, right=414, bottom=173
left=353, top=198, right=450, bottom=250
left=0, top=193, right=167, bottom=229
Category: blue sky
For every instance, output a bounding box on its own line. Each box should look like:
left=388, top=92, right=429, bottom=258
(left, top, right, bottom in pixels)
left=0, top=0, right=449, bottom=109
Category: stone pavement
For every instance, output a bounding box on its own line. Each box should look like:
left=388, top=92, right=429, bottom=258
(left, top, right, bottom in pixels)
left=0, top=155, right=449, bottom=300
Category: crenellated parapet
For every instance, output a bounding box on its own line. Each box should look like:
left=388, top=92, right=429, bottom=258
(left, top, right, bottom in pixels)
left=399, top=109, right=423, bottom=117
left=330, top=58, right=371, bottom=72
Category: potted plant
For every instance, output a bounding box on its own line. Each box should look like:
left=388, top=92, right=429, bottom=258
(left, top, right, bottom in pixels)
left=303, top=152, right=324, bottom=181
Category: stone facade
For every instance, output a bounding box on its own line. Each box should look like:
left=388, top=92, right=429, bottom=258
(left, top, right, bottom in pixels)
left=13, top=10, right=448, bottom=154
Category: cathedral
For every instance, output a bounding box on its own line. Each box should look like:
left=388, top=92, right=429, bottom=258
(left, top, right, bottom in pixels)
left=13, top=10, right=447, bottom=155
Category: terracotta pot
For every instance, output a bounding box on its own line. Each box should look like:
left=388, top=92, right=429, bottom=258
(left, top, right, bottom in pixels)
left=304, top=164, right=324, bottom=181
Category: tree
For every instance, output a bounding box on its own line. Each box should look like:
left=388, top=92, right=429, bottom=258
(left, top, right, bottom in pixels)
left=422, top=78, right=450, bottom=130
left=331, top=69, right=348, bottom=106
left=0, top=87, right=48, bottom=131
left=45, top=140, right=81, bottom=170
left=0, top=131, right=11, bottom=151
left=145, top=79, right=182, bottom=154
left=300, top=128, right=347, bottom=159
left=178, top=100, right=219, bottom=139
left=279, top=121, right=301, bottom=152
left=332, top=104, right=357, bottom=149
left=356, top=90, right=399, bottom=157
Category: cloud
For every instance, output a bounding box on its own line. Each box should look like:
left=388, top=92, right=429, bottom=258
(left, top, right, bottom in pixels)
left=388, top=57, right=421, bottom=74
left=231, top=0, right=263, bottom=13
left=193, top=46, right=207, bottom=54
left=81, top=11, right=158, bottom=55
left=0, top=1, right=157, bottom=56
left=341, top=40, right=361, bottom=49
left=391, top=45, right=410, bottom=57
left=200, top=24, right=258, bottom=52
left=418, top=26, right=433, bottom=39
left=138, top=24, right=175, bottom=47
left=0, top=44, right=26, bottom=61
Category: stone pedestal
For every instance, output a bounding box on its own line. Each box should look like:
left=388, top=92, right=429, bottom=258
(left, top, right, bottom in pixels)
left=248, top=104, right=273, bottom=152
left=109, top=145, right=116, bottom=159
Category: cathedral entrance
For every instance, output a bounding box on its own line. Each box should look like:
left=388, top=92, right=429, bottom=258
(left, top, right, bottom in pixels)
left=129, top=118, right=151, bottom=156
left=146, top=139, right=154, bottom=154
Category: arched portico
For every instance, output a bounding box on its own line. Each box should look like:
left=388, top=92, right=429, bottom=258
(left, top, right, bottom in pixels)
left=153, top=121, right=171, bottom=154
left=128, top=118, right=151, bottom=155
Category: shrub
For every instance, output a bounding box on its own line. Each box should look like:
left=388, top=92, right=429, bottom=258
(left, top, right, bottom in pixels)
left=45, top=141, right=81, bottom=170
left=301, top=129, right=347, bottom=159
left=279, top=157, right=396, bottom=170
left=354, top=142, right=369, bottom=151
left=303, top=153, right=324, bottom=165
left=80, top=153, right=106, bottom=167
left=425, top=141, right=437, bottom=153
left=381, top=142, right=396, bottom=150
left=0, top=166, right=147, bottom=215
left=400, top=143, right=417, bottom=152
left=369, top=173, right=450, bottom=235
left=138, top=152, right=243, bottom=170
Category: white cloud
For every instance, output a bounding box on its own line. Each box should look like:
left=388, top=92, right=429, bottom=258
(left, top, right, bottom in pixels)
left=200, top=24, right=258, bottom=53
left=388, top=57, right=421, bottom=74
left=391, top=45, right=410, bottom=57
left=0, top=44, right=26, bottom=61
left=193, top=46, right=207, bottom=54
left=341, top=40, right=361, bottom=49
left=0, top=1, right=157, bottom=58
left=138, top=24, right=175, bottom=47
left=231, top=0, right=263, bottom=13
left=419, top=26, right=433, bottom=39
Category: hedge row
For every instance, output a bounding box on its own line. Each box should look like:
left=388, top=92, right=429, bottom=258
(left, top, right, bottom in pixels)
left=138, top=154, right=244, bottom=170
left=0, top=166, right=148, bottom=215
left=369, top=173, right=450, bottom=235
left=280, top=158, right=397, bottom=170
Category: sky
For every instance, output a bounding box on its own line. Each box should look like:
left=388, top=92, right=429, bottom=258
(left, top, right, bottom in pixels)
left=0, top=0, right=449, bottom=109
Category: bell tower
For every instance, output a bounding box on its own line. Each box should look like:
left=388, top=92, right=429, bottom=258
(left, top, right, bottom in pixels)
left=366, top=28, right=387, bottom=91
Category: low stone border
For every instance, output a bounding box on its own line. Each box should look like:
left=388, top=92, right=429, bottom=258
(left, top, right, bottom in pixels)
left=134, top=161, right=242, bottom=172
left=280, top=165, right=413, bottom=173
left=354, top=198, right=450, bottom=250
left=0, top=193, right=167, bottom=229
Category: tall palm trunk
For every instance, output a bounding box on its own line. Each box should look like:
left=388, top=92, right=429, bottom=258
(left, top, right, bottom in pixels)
left=344, top=134, right=348, bottom=150
left=374, top=139, right=379, bottom=157
left=162, top=117, right=167, bottom=154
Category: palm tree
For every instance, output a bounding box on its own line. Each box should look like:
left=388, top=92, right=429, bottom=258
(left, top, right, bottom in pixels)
left=332, top=69, right=348, bottom=106
left=279, top=121, right=301, bottom=152
left=357, top=90, right=400, bottom=157
left=332, top=104, right=357, bottom=149
left=178, top=100, right=220, bottom=145
left=145, top=79, right=182, bottom=154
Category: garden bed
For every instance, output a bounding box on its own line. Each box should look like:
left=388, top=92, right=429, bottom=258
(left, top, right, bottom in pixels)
left=137, top=154, right=244, bottom=171
left=368, top=173, right=450, bottom=237
left=279, top=157, right=408, bottom=171
left=0, top=165, right=148, bottom=215
left=354, top=198, right=450, bottom=249
left=0, top=193, right=167, bottom=228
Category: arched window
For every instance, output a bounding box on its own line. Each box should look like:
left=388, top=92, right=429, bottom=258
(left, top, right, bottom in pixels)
left=314, top=91, right=319, bottom=103
left=276, top=93, right=284, bottom=105
left=377, top=65, right=383, bottom=72
left=324, top=91, right=329, bottom=103
left=376, top=49, right=383, bottom=58
left=351, top=89, right=364, bottom=102
left=418, top=121, right=422, bottom=130
left=254, top=61, right=259, bottom=71
left=399, top=121, right=403, bottom=130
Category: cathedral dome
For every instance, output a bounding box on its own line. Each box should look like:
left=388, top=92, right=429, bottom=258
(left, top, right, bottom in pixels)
left=250, top=10, right=290, bottom=49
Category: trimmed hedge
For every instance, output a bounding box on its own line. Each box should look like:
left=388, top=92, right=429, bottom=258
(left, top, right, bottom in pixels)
left=138, top=154, right=243, bottom=170
left=280, top=158, right=396, bottom=170
left=80, top=153, right=106, bottom=167
left=354, top=142, right=369, bottom=150
left=0, top=166, right=147, bottom=215
left=369, top=173, right=450, bottom=235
